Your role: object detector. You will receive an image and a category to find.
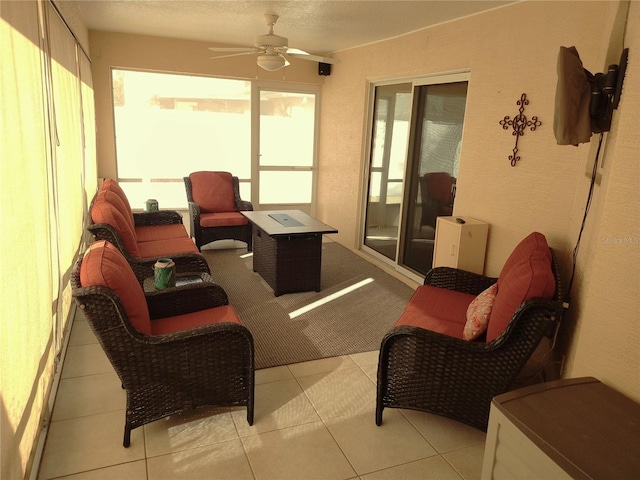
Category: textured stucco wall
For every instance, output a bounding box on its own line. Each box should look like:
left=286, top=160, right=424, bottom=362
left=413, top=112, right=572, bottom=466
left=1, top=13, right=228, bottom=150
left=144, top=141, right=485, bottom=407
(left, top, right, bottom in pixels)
left=561, top=1, right=639, bottom=400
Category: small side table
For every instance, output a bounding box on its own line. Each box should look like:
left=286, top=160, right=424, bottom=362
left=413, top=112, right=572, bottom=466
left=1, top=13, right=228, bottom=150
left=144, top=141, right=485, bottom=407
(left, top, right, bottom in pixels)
left=143, top=272, right=209, bottom=293
left=143, top=272, right=229, bottom=319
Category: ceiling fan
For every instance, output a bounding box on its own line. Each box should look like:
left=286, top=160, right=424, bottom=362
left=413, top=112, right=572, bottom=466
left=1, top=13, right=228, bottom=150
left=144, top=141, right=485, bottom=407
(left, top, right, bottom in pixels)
left=208, top=14, right=339, bottom=71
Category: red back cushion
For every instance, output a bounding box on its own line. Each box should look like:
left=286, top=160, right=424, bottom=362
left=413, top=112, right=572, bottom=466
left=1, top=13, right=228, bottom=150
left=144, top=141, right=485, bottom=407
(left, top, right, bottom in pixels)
left=425, top=172, right=453, bottom=203
left=486, top=232, right=556, bottom=342
left=91, top=191, right=140, bottom=256
left=80, top=240, right=151, bottom=334
left=101, top=187, right=136, bottom=234
left=100, top=179, right=134, bottom=229
left=189, top=171, right=237, bottom=213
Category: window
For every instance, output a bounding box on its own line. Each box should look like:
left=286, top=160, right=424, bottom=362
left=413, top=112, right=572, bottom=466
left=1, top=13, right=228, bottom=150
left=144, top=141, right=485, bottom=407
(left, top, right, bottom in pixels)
left=112, top=70, right=319, bottom=212
left=113, top=69, right=251, bottom=209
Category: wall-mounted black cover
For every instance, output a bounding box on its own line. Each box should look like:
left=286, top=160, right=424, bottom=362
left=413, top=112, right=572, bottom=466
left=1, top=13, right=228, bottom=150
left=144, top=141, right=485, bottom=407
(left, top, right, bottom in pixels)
left=554, top=46, right=629, bottom=145
left=554, top=46, right=592, bottom=145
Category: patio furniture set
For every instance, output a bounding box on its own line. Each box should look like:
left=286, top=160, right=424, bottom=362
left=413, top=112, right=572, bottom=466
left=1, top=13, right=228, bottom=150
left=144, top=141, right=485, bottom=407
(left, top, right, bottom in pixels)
left=73, top=173, right=564, bottom=447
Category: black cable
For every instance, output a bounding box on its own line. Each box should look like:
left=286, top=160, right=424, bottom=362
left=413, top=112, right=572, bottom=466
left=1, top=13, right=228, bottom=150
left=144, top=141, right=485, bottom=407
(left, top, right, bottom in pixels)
left=519, top=135, right=604, bottom=384
left=566, top=131, right=605, bottom=305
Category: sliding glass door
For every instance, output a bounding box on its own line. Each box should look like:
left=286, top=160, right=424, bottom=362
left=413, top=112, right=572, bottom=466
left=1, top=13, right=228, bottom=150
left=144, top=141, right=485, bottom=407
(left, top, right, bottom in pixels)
left=401, top=80, right=468, bottom=275
left=363, top=74, right=468, bottom=278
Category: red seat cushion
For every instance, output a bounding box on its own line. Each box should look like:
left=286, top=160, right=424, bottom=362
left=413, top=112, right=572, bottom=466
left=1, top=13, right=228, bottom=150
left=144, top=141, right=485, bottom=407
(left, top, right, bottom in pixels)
left=189, top=171, right=237, bottom=213
left=395, top=285, right=476, bottom=339
left=136, top=237, right=199, bottom=258
left=199, top=212, right=249, bottom=227
left=486, top=232, right=556, bottom=342
left=80, top=240, right=151, bottom=335
left=135, top=224, right=190, bottom=242
left=91, top=191, right=140, bottom=256
left=151, top=305, right=241, bottom=335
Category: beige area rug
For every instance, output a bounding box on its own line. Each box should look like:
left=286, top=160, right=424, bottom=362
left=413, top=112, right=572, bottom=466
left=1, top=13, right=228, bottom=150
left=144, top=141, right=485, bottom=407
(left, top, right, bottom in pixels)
left=201, top=242, right=415, bottom=369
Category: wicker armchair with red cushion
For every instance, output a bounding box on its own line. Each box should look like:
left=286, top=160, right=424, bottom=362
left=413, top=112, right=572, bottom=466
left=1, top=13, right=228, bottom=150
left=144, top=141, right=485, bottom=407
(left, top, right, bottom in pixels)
left=71, top=240, right=254, bottom=447
left=184, top=171, right=253, bottom=251
left=88, top=180, right=209, bottom=283
left=376, top=232, right=564, bottom=431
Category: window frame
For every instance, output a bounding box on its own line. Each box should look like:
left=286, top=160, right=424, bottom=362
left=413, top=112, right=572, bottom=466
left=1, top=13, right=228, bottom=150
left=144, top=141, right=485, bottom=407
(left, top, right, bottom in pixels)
left=110, top=68, right=320, bottom=212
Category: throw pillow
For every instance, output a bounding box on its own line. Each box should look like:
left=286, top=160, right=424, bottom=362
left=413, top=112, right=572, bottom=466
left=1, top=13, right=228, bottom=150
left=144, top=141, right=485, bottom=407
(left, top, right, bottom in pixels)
left=463, top=283, right=498, bottom=341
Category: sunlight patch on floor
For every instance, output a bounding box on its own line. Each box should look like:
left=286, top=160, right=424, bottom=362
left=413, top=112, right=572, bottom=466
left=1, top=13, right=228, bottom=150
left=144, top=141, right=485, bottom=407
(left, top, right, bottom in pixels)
left=288, top=278, right=374, bottom=319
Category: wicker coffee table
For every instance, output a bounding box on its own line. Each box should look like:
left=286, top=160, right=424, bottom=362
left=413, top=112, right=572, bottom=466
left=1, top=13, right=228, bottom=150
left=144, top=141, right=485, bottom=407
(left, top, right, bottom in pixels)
left=241, top=210, right=338, bottom=296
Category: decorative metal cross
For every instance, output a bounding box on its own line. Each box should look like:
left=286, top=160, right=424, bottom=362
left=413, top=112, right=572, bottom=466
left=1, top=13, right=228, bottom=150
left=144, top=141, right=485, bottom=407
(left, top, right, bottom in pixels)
left=499, top=93, right=541, bottom=166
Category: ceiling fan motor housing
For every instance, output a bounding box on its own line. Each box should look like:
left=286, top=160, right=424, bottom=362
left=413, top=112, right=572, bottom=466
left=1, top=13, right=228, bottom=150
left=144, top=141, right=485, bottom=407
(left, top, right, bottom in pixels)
left=254, top=34, right=288, bottom=50
left=255, top=14, right=287, bottom=50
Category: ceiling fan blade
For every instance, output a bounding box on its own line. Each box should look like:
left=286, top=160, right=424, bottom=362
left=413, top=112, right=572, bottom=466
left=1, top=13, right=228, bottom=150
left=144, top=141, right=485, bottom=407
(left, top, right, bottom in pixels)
left=209, top=51, right=258, bottom=60
left=208, top=46, right=260, bottom=53
left=287, top=52, right=340, bottom=65
left=286, top=48, right=310, bottom=55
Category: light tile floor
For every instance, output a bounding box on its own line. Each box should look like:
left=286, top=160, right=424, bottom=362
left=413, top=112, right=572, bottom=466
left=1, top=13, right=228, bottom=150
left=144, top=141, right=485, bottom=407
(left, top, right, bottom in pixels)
left=37, top=313, right=486, bottom=480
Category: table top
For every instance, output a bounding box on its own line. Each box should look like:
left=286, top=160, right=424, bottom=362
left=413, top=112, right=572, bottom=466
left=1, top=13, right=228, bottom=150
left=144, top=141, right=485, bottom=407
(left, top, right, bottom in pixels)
left=492, top=377, right=640, bottom=480
left=241, top=210, right=338, bottom=236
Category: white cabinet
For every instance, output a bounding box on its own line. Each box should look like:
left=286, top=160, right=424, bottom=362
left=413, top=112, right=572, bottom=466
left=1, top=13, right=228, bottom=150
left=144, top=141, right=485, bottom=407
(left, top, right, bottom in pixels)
left=432, top=216, right=488, bottom=274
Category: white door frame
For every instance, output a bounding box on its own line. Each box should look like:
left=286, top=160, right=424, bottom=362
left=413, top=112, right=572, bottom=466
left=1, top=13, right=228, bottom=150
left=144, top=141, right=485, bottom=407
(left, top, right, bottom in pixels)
left=251, top=81, right=321, bottom=215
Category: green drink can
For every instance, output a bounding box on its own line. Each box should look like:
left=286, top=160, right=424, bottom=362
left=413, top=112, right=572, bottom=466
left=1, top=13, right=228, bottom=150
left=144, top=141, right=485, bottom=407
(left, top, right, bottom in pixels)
left=145, top=199, right=159, bottom=212
left=153, top=258, right=176, bottom=289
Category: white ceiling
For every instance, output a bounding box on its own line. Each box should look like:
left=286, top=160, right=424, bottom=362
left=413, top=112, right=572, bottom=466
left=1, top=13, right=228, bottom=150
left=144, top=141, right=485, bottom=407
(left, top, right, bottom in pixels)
left=75, top=0, right=517, bottom=56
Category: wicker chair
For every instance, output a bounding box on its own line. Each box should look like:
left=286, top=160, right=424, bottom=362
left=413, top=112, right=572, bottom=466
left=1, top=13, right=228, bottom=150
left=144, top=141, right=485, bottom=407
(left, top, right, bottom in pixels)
left=71, top=240, right=254, bottom=447
left=184, top=172, right=253, bottom=251
left=376, top=237, right=564, bottom=432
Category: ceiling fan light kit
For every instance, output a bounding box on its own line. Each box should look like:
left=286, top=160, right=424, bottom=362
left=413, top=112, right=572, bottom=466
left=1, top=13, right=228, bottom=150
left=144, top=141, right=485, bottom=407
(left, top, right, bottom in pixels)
left=209, top=14, right=339, bottom=73
left=257, top=54, right=286, bottom=71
